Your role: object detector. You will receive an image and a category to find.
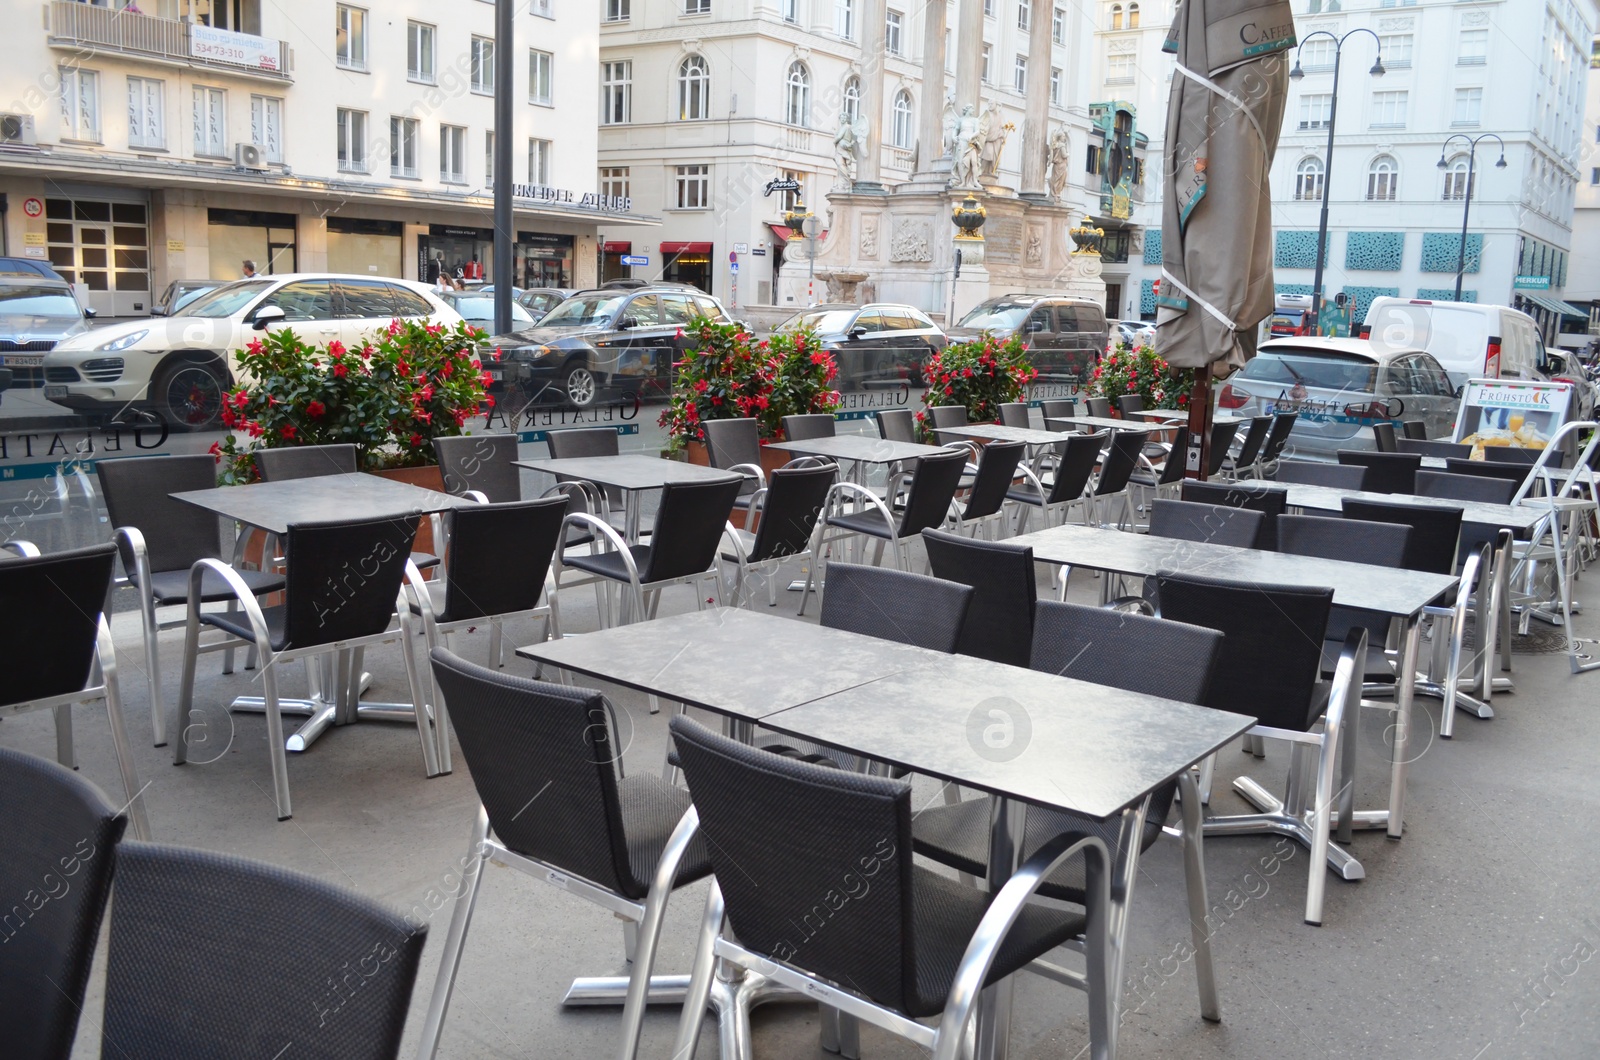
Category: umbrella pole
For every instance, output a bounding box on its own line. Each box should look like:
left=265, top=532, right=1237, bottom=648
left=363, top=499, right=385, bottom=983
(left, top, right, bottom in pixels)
left=1184, top=365, right=1212, bottom=481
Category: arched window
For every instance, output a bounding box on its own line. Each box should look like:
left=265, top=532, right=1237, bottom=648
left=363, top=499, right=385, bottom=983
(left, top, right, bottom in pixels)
left=1366, top=154, right=1398, bottom=201
left=678, top=55, right=710, bottom=121
left=1294, top=156, right=1324, bottom=201
left=1443, top=155, right=1473, bottom=201
left=1109, top=3, right=1123, bottom=30
left=1128, top=2, right=1140, bottom=27
left=785, top=62, right=811, bottom=126
left=842, top=76, right=861, bottom=124
left=891, top=89, right=914, bottom=149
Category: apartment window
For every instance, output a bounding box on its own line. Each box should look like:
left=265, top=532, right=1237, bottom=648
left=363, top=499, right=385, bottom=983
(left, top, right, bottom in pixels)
left=842, top=76, right=861, bottom=123
left=600, top=166, right=630, bottom=200
left=605, top=0, right=630, bottom=21
left=891, top=90, right=913, bottom=148
left=836, top=0, right=854, bottom=39
left=1014, top=55, right=1028, bottom=93
left=127, top=77, right=164, bottom=149
left=782, top=0, right=798, bottom=23
left=1591, top=167, right=1599, bottom=186
left=440, top=124, right=467, bottom=182
left=191, top=86, right=225, bottom=156
left=1370, top=90, right=1407, bottom=128
left=1109, top=3, right=1122, bottom=30
left=1458, top=28, right=1487, bottom=65
left=1294, top=156, right=1324, bottom=201
left=59, top=68, right=99, bottom=141
left=336, top=109, right=367, bottom=173
left=1298, top=93, right=1331, bottom=130
left=1106, top=51, right=1134, bottom=83
left=484, top=131, right=495, bottom=187
left=335, top=5, right=366, bottom=70
left=686, top=0, right=711, bottom=13
left=530, top=0, right=552, bottom=16
left=471, top=37, right=495, bottom=94
left=602, top=61, right=632, bottom=124
left=1442, top=156, right=1473, bottom=201
left=984, top=0, right=994, bottom=16
left=529, top=138, right=551, bottom=184
left=675, top=164, right=710, bottom=209
left=886, top=10, right=903, bottom=55
left=1050, top=67, right=1062, bottom=105
left=679, top=55, right=710, bottom=120
left=1379, top=33, right=1412, bottom=69
left=1299, top=38, right=1335, bottom=70
left=785, top=61, right=811, bottom=126
left=407, top=22, right=435, bottom=83
left=529, top=50, right=553, bottom=105
left=982, top=44, right=993, bottom=83
left=390, top=116, right=419, bottom=177
left=1366, top=154, right=1398, bottom=200
left=1453, top=87, right=1482, bottom=126
left=250, top=95, right=282, bottom=161
left=1017, top=1, right=1029, bottom=30
left=1053, top=6, right=1064, bottom=43
left=1128, top=2, right=1138, bottom=28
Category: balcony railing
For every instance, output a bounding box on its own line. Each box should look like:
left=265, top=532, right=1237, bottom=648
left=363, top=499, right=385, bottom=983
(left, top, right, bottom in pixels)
left=48, top=2, right=290, bottom=81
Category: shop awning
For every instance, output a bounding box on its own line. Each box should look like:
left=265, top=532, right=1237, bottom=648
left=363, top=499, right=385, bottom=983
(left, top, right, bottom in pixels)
left=602, top=241, right=632, bottom=253
left=766, top=223, right=829, bottom=243
left=661, top=241, right=713, bottom=254
left=1521, top=293, right=1589, bottom=320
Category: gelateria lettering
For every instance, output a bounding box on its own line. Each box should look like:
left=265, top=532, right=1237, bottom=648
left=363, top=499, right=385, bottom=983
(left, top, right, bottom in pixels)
left=0, top=423, right=169, bottom=465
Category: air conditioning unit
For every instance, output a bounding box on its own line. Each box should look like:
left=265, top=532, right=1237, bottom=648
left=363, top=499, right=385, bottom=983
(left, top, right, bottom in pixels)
left=0, top=114, right=37, bottom=147
left=234, top=142, right=267, bottom=171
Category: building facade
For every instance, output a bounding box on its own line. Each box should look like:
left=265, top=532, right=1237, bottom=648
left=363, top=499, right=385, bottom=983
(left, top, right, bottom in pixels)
left=0, top=0, right=648, bottom=316
left=1564, top=30, right=1600, bottom=346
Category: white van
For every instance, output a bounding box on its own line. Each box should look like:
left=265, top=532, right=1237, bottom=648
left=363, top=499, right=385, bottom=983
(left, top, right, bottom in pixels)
left=1360, top=297, right=1543, bottom=392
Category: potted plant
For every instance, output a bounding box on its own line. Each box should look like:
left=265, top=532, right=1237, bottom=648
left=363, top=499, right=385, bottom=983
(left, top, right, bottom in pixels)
left=913, top=335, right=1038, bottom=440
left=1088, top=341, right=1194, bottom=412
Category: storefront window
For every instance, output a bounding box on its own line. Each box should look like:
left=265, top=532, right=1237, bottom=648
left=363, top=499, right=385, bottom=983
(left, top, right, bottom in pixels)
left=518, top=232, right=574, bottom=289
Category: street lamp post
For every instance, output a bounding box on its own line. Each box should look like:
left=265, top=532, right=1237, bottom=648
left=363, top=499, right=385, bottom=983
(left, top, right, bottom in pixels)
left=1436, top=133, right=1507, bottom=301
left=1290, top=29, right=1385, bottom=331
left=784, top=199, right=821, bottom=305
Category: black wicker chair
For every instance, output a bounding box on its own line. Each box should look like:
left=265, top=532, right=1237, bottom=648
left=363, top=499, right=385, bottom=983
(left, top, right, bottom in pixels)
left=547, top=425, right=620, bottom=458
left=1371, top=421, right=1398, bottom=453
left=877, top=408, right=917, bottom=442
left=1401, top=420, right=1428, bottom=440
left=1085, top=396, right=1112, bottom=419
left=922, top=528, right=1035, bottom=666
left=1278, top=512, right=1412, bottom=681
left=1342, top=497, right=1463, bottom=576
left=1088, top=430, right=1146, bottom=529
left=720, top=462, right=838, bottom=609
left=1008, top=430, right=1105, bottom=532
left=928, top=404, right=969, bottom=430
left=433, top=433, right=522, bottom=502
left=1219, top=415, right=1274, bottom=481
left=1396, top=438, right=1472, bottom=460
left=1180, top=479, right=1286, bottom=548
left=814, top=560, right=973, bottom=652
left=1204, top=420, right=1242, bottom=478
left=1152, top=497, right=1268, bottom=550
left=1116, top=393, right=1145, bottom=417
left=1275, top=460, right=1369, bottom=491
left=998, top=401, right=1031, bottom=427
left=782, top=413, right=837, bottom=440
left=254, top=442, right=359, bottom=480
left=0, top=747, right=127, bottom=1060
left=1256, top=412, right=1299, bottom=476
left=702, top=416, right=768, bottom=515
left=1336, top=450, right=1422, bottom=494
left=955, top=439, right=1025, bottom=537
left=1040, top=398, right=1077, bottom=422
left=1127, top=426, right=1189, bottom=524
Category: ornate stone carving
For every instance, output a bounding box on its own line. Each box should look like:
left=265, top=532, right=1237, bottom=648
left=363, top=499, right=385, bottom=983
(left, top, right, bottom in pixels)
left=888, top=217, right=933, bottom=262
left=1461, top=10, right=1488, bottom=25
left=1025, top=225, right=1044, bottom=266
left=950, top=105, right=981, bottom=187
left=1045, top=126, right=1071, bottom=202
left=1376, top=17, right=1414, bottom=31
left=860, top=216, right=879, bottom=258
left=834, top=115, right=866, bottom=189
left=1109, top=39, right=1138, bottom=54
left=978, top=102, right=1013, bottom=182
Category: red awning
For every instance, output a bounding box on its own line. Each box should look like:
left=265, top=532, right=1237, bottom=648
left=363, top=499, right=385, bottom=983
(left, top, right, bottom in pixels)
left=661, top=241, right=713, bottom=254
left=767, top=224, right=795, bottom=242
left=602, top=241, right=631, bottom=253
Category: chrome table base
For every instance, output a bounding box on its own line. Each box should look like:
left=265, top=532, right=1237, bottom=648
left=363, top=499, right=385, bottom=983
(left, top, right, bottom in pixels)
left=229, top=648, right=420, bottom=753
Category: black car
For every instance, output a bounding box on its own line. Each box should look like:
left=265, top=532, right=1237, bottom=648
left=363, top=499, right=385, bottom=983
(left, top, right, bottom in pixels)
left=774, top=303, right=945, bottom=393
left=947, top=294, right=1109, bottom=385
left=488, top=286, right=734, bottom=409
left=0, top=257, right=67, bottom=282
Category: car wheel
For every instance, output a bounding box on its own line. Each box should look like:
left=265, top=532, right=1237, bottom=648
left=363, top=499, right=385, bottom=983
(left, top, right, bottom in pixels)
left=563, top=363, right=598, bottom=409
left=158, top=359, right=226, bottom=431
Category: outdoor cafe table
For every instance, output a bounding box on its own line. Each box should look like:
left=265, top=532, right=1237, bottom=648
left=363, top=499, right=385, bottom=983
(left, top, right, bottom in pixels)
left=1045, top=415, right=1153, bottom=434
left=933, top=422, right=1073, bottom=446
left=1006, top=520, right=1459, bottom=848
left=520, top=607, right=1254, bottom=1060
left=765, top=434, right=950, bottom=485
left=169, top=472, right=477, bottom=751
left=1129, top=409, right=1245, bottom=426
left=513, top=454, right=740, bottom=541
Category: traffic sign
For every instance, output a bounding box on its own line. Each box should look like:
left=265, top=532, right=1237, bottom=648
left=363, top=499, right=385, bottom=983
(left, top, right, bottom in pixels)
left=733, top=243, right=748, bottom=254
left=620, top=254, right=649, bottom=266
left=730, top=262, right=739, bottom=273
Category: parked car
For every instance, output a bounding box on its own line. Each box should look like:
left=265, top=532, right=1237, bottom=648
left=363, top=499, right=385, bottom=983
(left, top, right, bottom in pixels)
left=1109, top=318, right=1158, bottom=348
left=1536, top=346, right=1597, bottom=422
left=438, top=290, right=536, bottom=332
left=42, top=274, right=461, bottom=430
left=0, top=257, right=67, bottom=282
left=0, top=277, right=95, bottom=391
left=474, top=286, right=575, bottom=321
left=774, top=303, right=945, bottom=393
left=490, top=286, right=733, bottom=409
left=1361, top=297, right=1543, bottom=392
left=948, top=295, right=1108, bottom=385
left=1217, top=337, right=1458, bottom=459
left=152, top=279, right=226, bottom=317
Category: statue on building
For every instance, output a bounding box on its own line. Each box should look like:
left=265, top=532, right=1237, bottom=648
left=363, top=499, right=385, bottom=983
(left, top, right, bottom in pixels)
left=1046, top=126, right=1071, bottom=202
left=833, top=115, right=867, bottom=188
left=941, top=95, right=958, bottom=158
left=978, top=102, right=1012, bottom=182
left=949, top=106, right=981, bottom=188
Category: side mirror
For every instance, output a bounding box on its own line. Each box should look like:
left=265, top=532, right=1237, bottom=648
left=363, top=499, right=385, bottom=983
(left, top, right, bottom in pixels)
left=150, top=305, right=168, bottom=317
left=1025, top=318, right=1046, bottom=334
left=618, top=315, right=639, bottom=330
left=83, top=307, right=97, bottom=319
left=848, top=325, right=868, bottom=340
left=252, top=304, right=286, bottom=331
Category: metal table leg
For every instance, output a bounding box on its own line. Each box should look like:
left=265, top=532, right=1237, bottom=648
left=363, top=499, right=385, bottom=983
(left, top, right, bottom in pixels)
left=1387, top=616, right=1424, bottom=838
left=974, top=797, right=1027, bottom=1060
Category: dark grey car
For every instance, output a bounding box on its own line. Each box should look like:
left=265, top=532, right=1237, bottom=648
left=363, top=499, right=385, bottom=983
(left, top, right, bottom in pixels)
left=0, top=278, right=93, bottom=390
left=947, top=295, right=1109, bottom=385
left=774, top=303, right=945, bottom=393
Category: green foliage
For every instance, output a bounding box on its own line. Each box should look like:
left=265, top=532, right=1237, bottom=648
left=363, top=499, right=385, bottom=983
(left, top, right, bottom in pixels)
left=1088, top=341, right=1193, bottom=410
left=914, top=335, right=1037, bottom=440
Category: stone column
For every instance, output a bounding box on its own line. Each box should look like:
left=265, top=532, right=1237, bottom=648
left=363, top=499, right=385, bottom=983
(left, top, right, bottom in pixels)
left=917, top=0, right=948, bottom=172
left=857, top=0, right=887, bottom=187
left=1019, top=0, right=1053, bottom=198
left=954, top=0, right=984, bottom=115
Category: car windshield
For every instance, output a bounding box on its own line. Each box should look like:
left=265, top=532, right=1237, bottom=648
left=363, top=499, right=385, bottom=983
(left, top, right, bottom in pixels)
left=539, top=294, right=627, bottom=326
left=173, top=285, right=219, bottom=311
left=0, top=286, right=80, bottom=318
left=959, top=303, right=1031, bottom=331
left=777, top=309, right=856, bottom=333
left=444, top=296, right=533, bottom=324
left=176, top=280, right=274, bottom=319
left=1239, top=348, right=1380, bottom=392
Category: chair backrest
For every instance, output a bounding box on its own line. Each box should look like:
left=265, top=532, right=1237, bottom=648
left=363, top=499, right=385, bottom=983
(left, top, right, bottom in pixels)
left=819, top=561, right=973, bottom=652
left=1206, top=420, right=1241, bottom=477
left=1040, top=399, right=1076, bottom=420
left=433, top=434, right=522, bottom=502
left=1150, top=498, right=1266, bottom=550
left=254, top=443, right=359, bottom=482
left=748, top=463, right=837, bottom=563
left=668, top=715, right=918, bottom=1014
left=1484, top=445, right=1567, bottom=469
left=1093, top=430, right=1144, bottom=496
left=1045, top=430, right=1108, bottom=503
left=998, top=401, right=1031, bottom=428
left=782, top=413, right=837, bottom=441
left=1155, top=427, right=1190, bottom=486
left=959, top=440, right=1026, bottom=521
left=641, top=476, right=745, bottom=583
left=97, top=453, right=224, bottom=574
left=1259, top=411, right=1298, bottom=464
left=1030, top=601, right=1222, bottom=706
left=702, top=417, right=762, bottom=471
left=1276, top=459, right=1368, bottom=490
left=1401, top=420, right=1429, bottom=440
left=1084, top=396, right=1112, bottom=419
left=1179, top=479, right=1285, bottom=548
left=1116, top=393, right=1145, bottom=417
left=102, top=841, right=425, bottom=1060
left=0, top=543, right=114, bottom=707
left=1414, top=470, right=1516, bottom=506
left=1277, top=513, right=1411, bottom=570
left=1336, top=450, right=1421, bottom=494
left=895, top=448, right=968, bottom=536
left=442, top=497, right=568, bottom=622
left=928, top=405, right=968, bottom=429
left=429, top=649, right=643, bottom=895
left=1231, top=415, right=1274, bottom=467
left=281, top=516, right=418, bottom=649
left=547, top=426, right=619, bottom=458
left=877, top=408, right=916, bottom=443
left=1372, top=421, right=1398, bottom=453
left=922, top=529, right=1036, bottom=666
left=1442, top=457, right=1531, bottom=484
left=0, top=747, right=126, bottom=1060
left=1342, top=498, right=1463, bottom=575
left=1154, top=571, right=1333, bottom=732
left=1396, top=438, right=1472, bottom=460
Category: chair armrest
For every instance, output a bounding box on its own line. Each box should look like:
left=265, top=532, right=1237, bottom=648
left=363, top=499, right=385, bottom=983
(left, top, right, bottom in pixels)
left=542, top=479, right=611, bottom=522
left=461, top=490, right=490, bottom=504
left=728, top=463, right=766, bottom=488
left=825, top=481, right=899, bottom=536
left=2, top=539, right=42, bottom=557
left=559, top=513, right=641, bottom=585
left=1011, top=462, right=1047, bottom=500
left=742, top=487, right=769, bottom=532
left=720, top=520, right=752, bottom=566
left=111, top=525, right=152, bottom=595
left=185, top=558, right=275, bottom=649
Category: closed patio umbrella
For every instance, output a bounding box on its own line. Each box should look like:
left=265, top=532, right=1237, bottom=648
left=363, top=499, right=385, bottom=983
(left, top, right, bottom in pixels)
left=1156, top=0, right=1293, bottom=477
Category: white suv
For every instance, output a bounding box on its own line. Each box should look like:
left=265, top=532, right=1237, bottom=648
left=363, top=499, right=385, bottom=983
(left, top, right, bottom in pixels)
left=42, top=273, right=462, bottom=430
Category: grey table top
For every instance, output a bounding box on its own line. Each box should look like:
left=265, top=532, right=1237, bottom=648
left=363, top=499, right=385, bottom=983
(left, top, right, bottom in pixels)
left=1045, top=416, right=1153, bottom=433
left=516, top=608, right=943, bottom=721
left=1008, top=521, right=1458, bottom=617
left=764, top=435, right=950, bottom=464
left=933, top=423, right=1068, bottom=446
left=171, top=472, right=472, bottom=535
left=513, top=454, right=740, bottom=491
left=1272, top=481, right=1548, bottom=532
left=761, top=652, right=1255, bottom=821
left=1130, top=410, right=1246, bottom=426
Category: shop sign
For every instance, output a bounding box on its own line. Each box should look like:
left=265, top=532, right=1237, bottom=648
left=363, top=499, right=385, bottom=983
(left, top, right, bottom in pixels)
left=191, top=24, right=280, bottom=72
left=1513, top=275, right=1551, bottom=290
left=511, top=184, right=632, bottom=212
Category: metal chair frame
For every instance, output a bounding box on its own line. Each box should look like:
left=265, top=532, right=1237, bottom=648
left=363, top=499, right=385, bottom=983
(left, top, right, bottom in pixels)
left=719, top=463, right=838, bottom=610
left=552, top=514, right=727, bottom=628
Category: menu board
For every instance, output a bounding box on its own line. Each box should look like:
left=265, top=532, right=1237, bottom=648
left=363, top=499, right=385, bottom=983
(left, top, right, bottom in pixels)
left=1452, top=378, right=1573, bottom=458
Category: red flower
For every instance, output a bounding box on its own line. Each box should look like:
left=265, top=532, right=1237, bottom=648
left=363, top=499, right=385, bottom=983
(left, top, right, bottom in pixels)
left=694, top=379, right=709, bottom=393
left=810, top=351, right=829, bottom=366
left=280, top=424, right=297, bottom=440
left=207, top=441, right=222, bottom=458
left=328, top=340, right=346, bottom=358
left=416, top=411, right=432, bottom=425
left=333, top=363, right=349, bottom=378
left=246, top=339, right=264, bottom=356
left=360, top=344, right=373, bottom=359
left=232, top=391, right=249, bottom=410
left=483, top=394, right=495, bottom=407
left=480, top=372, right=494, bottom=388
left=410, top=432, right=424, bottom=446
left=306, top=401, right=326, bottom=418
left=221, top=408, right=236, bottom=428
left=492, top=347, right=503, bottom=361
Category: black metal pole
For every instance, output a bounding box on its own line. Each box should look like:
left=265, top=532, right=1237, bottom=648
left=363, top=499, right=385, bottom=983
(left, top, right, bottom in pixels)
left=492, top=0, right=514, bottom=337
left=1308, top=46, right=1341, bottom=331
left=1455, top=146, right=1476, bottom=301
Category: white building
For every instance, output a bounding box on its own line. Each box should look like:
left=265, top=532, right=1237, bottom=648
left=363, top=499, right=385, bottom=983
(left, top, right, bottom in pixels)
left=0, top=0, right=647, bottom=316
left=1565, top=30, right=1600, bottom=347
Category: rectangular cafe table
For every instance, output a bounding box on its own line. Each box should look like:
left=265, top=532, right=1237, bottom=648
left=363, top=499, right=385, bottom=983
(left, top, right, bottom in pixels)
left=1045, top=415, right=1153, bottom=434
left=1129, top=410, right=1245, bottom=426
left=514, top=454, right=740, bottom=540
left=933, top=422, right=1071, bottom=446
left=765, top=434, right=953, bottom=488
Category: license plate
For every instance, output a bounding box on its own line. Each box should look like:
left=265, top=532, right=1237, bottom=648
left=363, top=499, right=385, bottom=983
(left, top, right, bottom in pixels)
left=486, top=367, right=503, bottom=381
left=2, top=355, right=43, bottom=367
left=43, top=385, right=68, bottom=398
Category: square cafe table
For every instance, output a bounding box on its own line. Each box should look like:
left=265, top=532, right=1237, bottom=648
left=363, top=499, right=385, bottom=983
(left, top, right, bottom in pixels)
left=1045, top=415, right=1152, bottom=434
left=933, top=422, right=1071, bottom=447
left=514, top=454, right=740, bottom=540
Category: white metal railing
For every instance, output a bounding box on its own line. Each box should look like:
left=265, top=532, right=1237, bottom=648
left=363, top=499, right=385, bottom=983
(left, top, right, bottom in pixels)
left=48, top=2, right=290, bottom=80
